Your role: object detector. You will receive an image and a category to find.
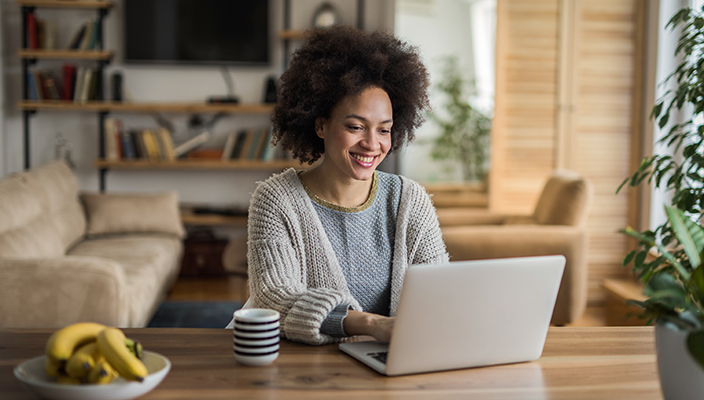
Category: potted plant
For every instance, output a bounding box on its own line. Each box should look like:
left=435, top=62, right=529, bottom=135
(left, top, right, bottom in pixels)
left=618, top=4, right=704, bottom=399
left=427, top=56, right=491, bottom=184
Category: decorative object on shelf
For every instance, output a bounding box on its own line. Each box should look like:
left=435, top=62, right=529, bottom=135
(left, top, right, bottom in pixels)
left=312, top=2, right=340, bottom=28
left=428, top=56, right=491, bottom=184
left=618, top=4, right=704, bottom=400
left=111, top=71, right=123, bottom=102
left=263, top=76, right=278, bottom=104
left=54, top=132, right=74, bottom=169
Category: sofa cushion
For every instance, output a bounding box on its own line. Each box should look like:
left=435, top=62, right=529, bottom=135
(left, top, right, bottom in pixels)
left=81, top=191, right=185, bottom=239
left=532, top=170, right=592, bottom=226
left=68, top=234, right=183, bottom=326
left=0, top=161, right=86, bottom=258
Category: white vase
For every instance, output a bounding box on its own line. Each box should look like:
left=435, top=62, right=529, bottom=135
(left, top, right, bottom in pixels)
left=655, top=323, right=704, bottom=400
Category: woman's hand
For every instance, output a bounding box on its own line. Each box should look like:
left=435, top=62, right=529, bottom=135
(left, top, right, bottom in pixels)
left=343, top=311, right=395, bottom=342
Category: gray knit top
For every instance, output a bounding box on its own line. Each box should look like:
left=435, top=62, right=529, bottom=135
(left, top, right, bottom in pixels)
left=302, top=171, right=402, bottom=337
left=236, top=168, right=449, bottom=345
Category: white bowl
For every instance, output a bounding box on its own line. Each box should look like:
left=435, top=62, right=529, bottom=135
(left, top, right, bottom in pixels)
left=233, top=328, right=280, bottom=339
left=233, top=336, right=280, bottom=347
left=14, top=351, right=171, bottom=400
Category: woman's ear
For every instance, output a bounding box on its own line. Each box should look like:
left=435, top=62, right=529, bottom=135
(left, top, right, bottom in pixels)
left=314, top=118, right=326, bottom=139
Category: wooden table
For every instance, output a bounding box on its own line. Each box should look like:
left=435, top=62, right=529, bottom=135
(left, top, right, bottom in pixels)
left=0, top=327, right=661, bottom=399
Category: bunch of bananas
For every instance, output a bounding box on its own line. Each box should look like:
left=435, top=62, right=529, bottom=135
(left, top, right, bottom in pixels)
left=44, top=322, right=148, bottom=385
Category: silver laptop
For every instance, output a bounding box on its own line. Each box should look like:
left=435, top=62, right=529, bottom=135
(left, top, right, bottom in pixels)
left=339, top=255, right=565, bottom=376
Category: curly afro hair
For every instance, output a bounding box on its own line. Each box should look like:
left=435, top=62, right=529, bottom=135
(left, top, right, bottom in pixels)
left=271, top=25, right=430, bottom=164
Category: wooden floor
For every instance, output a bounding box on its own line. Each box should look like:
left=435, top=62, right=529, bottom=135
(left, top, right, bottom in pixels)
left=167, top=275, right=609, bottom=327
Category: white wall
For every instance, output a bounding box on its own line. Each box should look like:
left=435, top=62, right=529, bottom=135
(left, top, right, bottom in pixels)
left=395, top=0, right=495, bottom=183
left=1, top=0, right=393, bottom=209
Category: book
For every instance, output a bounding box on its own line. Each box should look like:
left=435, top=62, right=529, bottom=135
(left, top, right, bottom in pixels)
left=253, top=127, right=271, bottom=159
left=173, top=130, right=212, bottom=158
left=73, top=66, right=85, bottom=102
left=26, top=71, right=39, bottom=100
left=130, top=129, right=147, bottom=159
left=239, top=129, right=256, bottom=160
left=62, top=64, right=76, bottom=101
left=187, top=148, right=224, bottom=159
left=26, top=11, right=37, bottom=49
left=120, top=124, right=136, bottom=160
left=43, top=20, right=57, bottom=49
left=32, top=70, right=48, bottom=100
left=80, top=20, right=94, bottom=50
left=85, top=20, right=99, bottom=50
left=43, top=72, right=61, bottom=100
left=103, top=118, right=118, bottom=161
left=221, top=132, right=237, bottom=161
left=79, top=68, right=93, bottom=103
left=141, top=129, right=161, bottom=161
left=114, top=120, right=124, bottom=159
left=36, top=19, right=45, bottom=49
left=157, top=128, right=176, bottom=161
left=229, top=130, right=249, bottom=159
left=260, top=126, right=275, bottom=161
left=68, top=23, right=87, bottom=50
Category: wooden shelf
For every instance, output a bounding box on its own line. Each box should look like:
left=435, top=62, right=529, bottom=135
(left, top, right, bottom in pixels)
left=17, top=0, right=112, bottom=9
left=278, top=30, right=307, bottom=40
left=18, top=49, right=113, bottom=60
left=94, top=159, right=308, bottom=170
left=18, top=100, right=275, bottom=114
left=180, top=213, right=247, bottom=227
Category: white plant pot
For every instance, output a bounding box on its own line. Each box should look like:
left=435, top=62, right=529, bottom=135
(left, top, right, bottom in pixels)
left=655, top=323, right=704, bottom=400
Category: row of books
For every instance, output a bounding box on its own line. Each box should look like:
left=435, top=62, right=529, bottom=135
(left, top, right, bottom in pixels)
left=68, top=20, right=101, bottom=51
left=25, top=11, right=57, bottom=50
left=222, top=127, right=282, bottom=161
left=27, top=65, right=97, bottom=103
left=104, top=118, right=177, bottom=162
left=102, top=119, right=290, bottom=162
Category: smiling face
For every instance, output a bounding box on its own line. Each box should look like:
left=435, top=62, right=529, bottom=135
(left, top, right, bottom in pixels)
left=315, top=86, right=393, bottom=182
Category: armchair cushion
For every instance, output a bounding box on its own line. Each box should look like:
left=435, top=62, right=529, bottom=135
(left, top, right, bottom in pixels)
left=81, top=191, right=185, bottom=239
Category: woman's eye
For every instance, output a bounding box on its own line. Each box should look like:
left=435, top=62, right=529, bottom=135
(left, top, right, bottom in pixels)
left=348, top=125, right=363, bottom=131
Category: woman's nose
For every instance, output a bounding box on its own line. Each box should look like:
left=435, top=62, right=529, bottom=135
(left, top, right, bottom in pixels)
left=360, top=130, right=381, bottom=150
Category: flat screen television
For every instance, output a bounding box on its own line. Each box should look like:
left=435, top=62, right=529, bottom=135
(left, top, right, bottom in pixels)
left=124, top=0, right=270, bottom=66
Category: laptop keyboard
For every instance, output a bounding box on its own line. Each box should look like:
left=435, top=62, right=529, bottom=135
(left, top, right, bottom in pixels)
left=368, top=351, right=388, bottom=364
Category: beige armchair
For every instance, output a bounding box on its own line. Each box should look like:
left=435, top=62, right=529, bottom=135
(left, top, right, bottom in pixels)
left=437, top=170, right=593, bottom=325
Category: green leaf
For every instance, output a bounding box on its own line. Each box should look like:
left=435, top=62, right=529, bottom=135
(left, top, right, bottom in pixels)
left=659, top=113, right=670, bottom=129
left=623, top=250, right=637, bottom=267
left=691, top=266, right=704, bottom=304
left=687, top=331, right=704, bottom=371
left=665, top=205, right=702, bottom=269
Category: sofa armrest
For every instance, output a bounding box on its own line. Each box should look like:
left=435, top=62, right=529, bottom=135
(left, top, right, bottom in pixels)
left=81, top=191, right=185, bottom=238
left=436, top=208, right=508, bottom=227
left=441, top=225, right=588, bottom=325
left=0, top=256, right=129, bottom=328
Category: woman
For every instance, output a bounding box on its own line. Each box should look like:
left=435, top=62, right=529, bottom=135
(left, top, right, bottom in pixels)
left=235, top=26, right=448, bottom=345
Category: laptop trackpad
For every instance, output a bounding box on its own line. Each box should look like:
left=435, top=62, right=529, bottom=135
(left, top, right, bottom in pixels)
left=339, top=341, right=389, bottom=373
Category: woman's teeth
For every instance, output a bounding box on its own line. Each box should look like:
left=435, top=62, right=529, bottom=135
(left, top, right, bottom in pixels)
left=352, top=154, right=374, bottom=163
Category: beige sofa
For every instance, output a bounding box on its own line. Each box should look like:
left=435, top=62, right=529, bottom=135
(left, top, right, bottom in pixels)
left=0, top=160, right=184, bottom=328
left=437, top=170, right=593, bottom=325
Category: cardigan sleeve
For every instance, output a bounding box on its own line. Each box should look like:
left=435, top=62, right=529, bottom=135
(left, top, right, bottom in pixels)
left=403, top=178, right=450, bottom=266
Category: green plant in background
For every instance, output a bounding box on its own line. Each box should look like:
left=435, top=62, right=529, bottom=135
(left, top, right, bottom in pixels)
left=618, top=5, right=704, bottom=370
left=428, top=56, right=491, bottom=183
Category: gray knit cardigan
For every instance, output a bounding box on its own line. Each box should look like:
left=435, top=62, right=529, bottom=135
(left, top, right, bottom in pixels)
left=241, top=168, right=449, bottom=345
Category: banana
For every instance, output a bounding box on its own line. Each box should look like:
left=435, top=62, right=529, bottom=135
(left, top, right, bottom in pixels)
left=97, top=328, right=148, bottom=382
left=44, top=356, right=64, bottom=377
left=45, top=322, right=106, bottom=365
left=125, top=337, right=143, bottom=359
left=65, top=341, right=101, bottom=379
left=56, top=375, right=82, bottom=385
left=86, top=359, right=119, bottom=385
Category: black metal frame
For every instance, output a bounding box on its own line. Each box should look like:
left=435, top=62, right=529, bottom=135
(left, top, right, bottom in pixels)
left=20, top=5, right=110, bottom=191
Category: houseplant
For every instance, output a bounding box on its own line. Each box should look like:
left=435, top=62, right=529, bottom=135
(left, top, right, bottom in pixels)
left=618, top=4, right=704, bottom=399
left=427, top=56, right=491, bottom=183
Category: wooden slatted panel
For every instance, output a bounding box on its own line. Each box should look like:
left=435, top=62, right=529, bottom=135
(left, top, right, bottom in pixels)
left=491, top=0, right=645, bottom=305
left=571, top=0, right=643, bottom=304
left=490, top=0, right=560, bottom=214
